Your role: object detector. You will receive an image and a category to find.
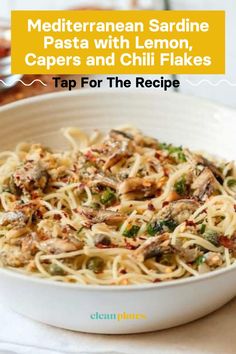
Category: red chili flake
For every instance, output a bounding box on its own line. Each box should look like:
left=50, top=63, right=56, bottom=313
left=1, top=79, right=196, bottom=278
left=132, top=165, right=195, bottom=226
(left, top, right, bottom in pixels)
left=125, top=243, right=138, bottom=250
left=219, top=235, right=236, bottom=249
left=53, top=214, right=61, bottom=221
left=163, top=168, right=169, bottom=177
left=120, top=269, right=127, bottom=274
left=234, top=205, right=236, bottom=212
left=153, top=279, right=161, bottom=283
left=155, top=152, right=161, bottom=160
left=155, top=189, right=162, bottom=197
left=61, top=177, right=69, bottom=183
left=35, top=210, right=43, bottom=219
left=31, top=191, right=40, bottom=199
left=185, top=220, right=196, bottom=227
left=85, top=151, right=96, bottom=162
left=162, top=201, right=169, bottom=207
left=96, top=243, right=116, bottom=249
left=82, top=222, right=91, bottom=228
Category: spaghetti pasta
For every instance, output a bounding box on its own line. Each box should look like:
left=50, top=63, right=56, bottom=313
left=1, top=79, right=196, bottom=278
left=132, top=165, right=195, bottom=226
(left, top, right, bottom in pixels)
left=0, top=126, right=236, bottom=285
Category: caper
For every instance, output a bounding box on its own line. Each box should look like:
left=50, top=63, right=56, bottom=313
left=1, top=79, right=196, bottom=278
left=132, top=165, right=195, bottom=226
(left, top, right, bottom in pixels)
left=94, top=234, right=111, bottom=246
left=203, top=230, right=219, bottom=247
left=87, top=257, right=105, bottom=274
left=49, top=263, right=66, bottom=276
left=159, top=253, right=175, bottom=266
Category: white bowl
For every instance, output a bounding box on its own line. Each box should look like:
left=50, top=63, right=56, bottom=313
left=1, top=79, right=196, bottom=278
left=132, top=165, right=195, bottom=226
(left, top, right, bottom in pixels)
left=0, top=90, right=235, bottom=334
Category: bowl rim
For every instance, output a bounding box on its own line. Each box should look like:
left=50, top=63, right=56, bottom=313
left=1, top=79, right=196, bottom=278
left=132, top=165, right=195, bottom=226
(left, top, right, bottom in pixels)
left=0, top=88, right=235, bottom=291
left=1, top=261, right=236, bottom=291
left=0, top=87, right=235, bottom=115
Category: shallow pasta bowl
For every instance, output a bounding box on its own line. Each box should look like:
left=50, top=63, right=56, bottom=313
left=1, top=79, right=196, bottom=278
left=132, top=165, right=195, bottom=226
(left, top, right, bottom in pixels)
left=0, top=90, right=235, bottom=334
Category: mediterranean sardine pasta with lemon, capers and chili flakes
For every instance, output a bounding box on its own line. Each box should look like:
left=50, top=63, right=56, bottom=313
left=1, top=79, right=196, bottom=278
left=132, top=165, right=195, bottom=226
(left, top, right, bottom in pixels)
left=0, top=126, right=236, bottom=285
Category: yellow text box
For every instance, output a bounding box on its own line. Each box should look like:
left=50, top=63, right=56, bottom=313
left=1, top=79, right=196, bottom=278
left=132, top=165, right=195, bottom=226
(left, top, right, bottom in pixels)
left=11, top=10, right=225, bottom=74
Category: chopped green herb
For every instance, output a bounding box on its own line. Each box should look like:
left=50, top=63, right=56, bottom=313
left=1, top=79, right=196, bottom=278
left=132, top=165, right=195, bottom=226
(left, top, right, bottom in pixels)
left=123, top=225, right=140, bottom=238
left=147, top=221, right=163, bottom=236
left=200, top=224, right=206, bottom=234
left=159, top=144, right=182, bottom=154
left=159, top=143, right=186, bottom=163
left=87, top=257, right=105, bottom=274
left=100, top=188, right=116, bottom=206
left=227, top=179, right=236, bottom=188
left=158, top=142, right=169, bottom=150
left=163, top=219, right=178, bottom=232
left=177, top=151, right=187, bottom=163
left=147, top=218, right=178, bottom=236
left=203, top=229, right=219, bottom=247
left=168, top=146, right=182, bottom=154
left=174, top=176, right=187, bottom=196
left=195, top=255, right=205, bottom=266
left=77, top=227, right=84, bottom=235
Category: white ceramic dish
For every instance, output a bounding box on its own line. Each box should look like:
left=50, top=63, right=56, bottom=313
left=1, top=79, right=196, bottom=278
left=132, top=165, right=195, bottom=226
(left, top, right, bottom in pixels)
left=0, top=90, right=236, bottom=334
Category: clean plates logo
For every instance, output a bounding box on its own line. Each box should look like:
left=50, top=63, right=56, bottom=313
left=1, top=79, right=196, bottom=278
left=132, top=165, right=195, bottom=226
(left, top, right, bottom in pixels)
left=90, top=312, right=147, bottom=321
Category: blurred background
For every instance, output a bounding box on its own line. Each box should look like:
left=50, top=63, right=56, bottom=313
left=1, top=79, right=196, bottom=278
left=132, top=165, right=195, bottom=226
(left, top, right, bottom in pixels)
left=1, top=0, right=235, bottom=108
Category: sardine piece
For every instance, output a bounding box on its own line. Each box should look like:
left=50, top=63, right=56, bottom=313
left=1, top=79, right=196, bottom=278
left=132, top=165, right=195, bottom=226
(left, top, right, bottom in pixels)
left=119, top=177, right=159, bottom=200
left=13, top=161, right=49, bottom=193
left=157, top=199, right=199, bottom=224
left=0, top=211, right=26, bottom=227
left=134, top=233, right=171, bottom=261
left=192, top=168, right=216, bottom=201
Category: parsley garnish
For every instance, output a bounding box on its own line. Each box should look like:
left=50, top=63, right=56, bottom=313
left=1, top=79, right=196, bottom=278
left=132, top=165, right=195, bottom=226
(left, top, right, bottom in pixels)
left=195, top=255, right=205, bottom=265
left=100, top=188, right=116, bottom=206
left=123, top=225, right=140, bottom=238
left=200, top=224, right=206, bottom=234
left=159, top=143, right=186, bottom=163
left=174, top=176, right=187, bottom=196
left=147, top=219, right=178, bottom=236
